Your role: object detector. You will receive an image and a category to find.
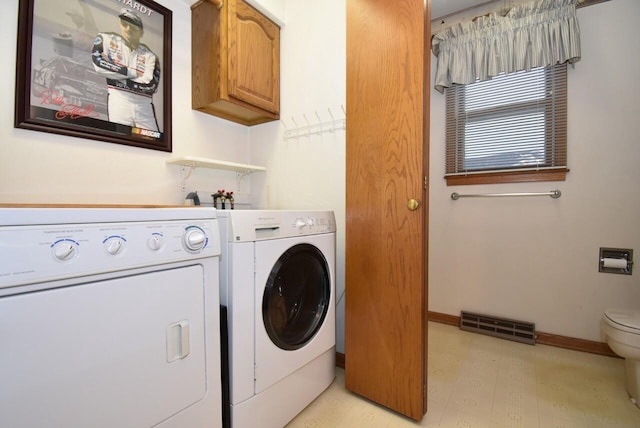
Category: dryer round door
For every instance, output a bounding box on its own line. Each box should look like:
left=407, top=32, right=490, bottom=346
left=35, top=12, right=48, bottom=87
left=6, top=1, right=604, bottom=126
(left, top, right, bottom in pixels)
left=262, top=243, right=331, bottom=350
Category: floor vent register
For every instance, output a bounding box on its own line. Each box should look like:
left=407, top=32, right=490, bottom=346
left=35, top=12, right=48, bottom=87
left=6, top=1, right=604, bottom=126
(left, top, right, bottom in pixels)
left=460, top=311, right=536, bottom=345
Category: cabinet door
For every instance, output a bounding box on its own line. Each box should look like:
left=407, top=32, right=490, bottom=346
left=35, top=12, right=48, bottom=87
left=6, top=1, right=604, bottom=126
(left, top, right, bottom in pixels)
left=228, top=0, right=280, bottom=114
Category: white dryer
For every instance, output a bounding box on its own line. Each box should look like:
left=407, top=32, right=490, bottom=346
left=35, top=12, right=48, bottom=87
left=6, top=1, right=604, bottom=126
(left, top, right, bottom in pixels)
left=0, top=207, right=222, bottom=428
left=218, top=210, right=336, bottom=428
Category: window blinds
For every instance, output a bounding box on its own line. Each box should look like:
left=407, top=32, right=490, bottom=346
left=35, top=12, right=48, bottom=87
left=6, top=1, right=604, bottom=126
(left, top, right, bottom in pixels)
left=445, top=63, right=567, bottom=176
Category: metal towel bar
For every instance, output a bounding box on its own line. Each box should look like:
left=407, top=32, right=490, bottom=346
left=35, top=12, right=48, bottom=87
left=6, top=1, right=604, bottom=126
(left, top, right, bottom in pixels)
left=451, top=190, right=561, bottom=200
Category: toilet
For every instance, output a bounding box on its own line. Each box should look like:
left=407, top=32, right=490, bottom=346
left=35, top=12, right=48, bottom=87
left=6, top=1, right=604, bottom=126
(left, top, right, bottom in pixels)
left=601, top=309, right=640, bottom=407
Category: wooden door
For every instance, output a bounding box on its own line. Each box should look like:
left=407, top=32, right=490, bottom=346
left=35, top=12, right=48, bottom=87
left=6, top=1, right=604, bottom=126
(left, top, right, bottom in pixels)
left=345, top=0, right=430, bottom=421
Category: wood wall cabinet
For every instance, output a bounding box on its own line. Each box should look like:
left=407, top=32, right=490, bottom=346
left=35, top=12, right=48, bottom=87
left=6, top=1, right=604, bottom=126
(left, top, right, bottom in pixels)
left=191, top=0, right=280, bottom=126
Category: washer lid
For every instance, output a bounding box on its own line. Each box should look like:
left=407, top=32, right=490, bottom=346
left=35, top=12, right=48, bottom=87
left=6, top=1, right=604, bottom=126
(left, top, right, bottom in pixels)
left=605, top=309, right=640, bottom=331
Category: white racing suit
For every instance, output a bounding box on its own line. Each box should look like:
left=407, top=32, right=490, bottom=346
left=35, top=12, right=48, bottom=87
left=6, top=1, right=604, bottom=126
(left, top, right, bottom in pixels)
left=91, top=33, right=161, bottom=131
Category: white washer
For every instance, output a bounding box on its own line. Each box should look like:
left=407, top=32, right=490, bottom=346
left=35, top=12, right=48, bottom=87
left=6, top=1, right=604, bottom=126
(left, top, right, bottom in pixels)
left=218, top=210, right=336, bottom=428
left=0, top=207, right=222, bottom=428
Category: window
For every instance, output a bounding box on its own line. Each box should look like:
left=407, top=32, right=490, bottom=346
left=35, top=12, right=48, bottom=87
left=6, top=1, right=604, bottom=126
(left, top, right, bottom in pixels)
left=445, top=63, right=568, bottom=186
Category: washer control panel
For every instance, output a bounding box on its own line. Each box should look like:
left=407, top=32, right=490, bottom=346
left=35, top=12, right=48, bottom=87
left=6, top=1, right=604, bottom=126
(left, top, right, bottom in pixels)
left=292, top=214, right=332, bottom=233
left=220, top=210, right=336, bottom=243
left=0, top=219, right=220, bottom=289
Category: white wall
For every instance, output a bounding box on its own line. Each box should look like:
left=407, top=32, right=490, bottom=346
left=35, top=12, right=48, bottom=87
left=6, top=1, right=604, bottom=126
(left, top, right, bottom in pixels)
left=250, top=1, right=347, bottom=352
left=0, top=0, right=253, bottom=206
left=428, top=0, right=640, bottom=341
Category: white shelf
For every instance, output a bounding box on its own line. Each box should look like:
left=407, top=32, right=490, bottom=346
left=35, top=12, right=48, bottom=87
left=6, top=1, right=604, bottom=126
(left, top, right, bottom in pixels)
left=167, top=156, right=265, bottom=192
left=166, top=156, right=266, bottom=174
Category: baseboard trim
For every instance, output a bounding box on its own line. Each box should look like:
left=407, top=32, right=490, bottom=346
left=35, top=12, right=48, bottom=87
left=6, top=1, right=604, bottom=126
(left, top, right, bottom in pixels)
left=336, top=352, right=345, bottom=369
left=534, top=331, right=616, bottom=356
left=427, top=310, right=617, bottom=358
left=428, top=311, right=460, bottom=326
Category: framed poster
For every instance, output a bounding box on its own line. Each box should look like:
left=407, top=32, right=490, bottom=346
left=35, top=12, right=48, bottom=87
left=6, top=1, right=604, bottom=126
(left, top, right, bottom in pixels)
left=15, top=0, right=172, bottom=152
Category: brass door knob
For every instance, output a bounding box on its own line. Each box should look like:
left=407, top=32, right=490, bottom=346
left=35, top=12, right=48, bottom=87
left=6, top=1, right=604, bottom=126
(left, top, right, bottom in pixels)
left=407, top=199, right=419, bottom=211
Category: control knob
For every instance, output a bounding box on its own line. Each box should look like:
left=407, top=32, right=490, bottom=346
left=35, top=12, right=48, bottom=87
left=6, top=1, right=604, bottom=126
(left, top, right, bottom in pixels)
left=183, top=228, right=207, bottom=252
left=105, top=238, right=125, bottom=256
left=52, top=241, right=78, bottom=261
left=148, top=234, right=164, bottom=251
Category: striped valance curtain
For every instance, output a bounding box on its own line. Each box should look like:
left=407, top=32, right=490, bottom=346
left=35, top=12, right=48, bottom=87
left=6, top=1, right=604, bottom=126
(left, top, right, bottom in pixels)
left=432, top=0, right=581, bottom=93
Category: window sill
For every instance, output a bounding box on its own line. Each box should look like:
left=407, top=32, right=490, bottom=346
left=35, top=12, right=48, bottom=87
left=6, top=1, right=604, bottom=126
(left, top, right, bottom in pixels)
left=445, top=169, right=568, bottom=186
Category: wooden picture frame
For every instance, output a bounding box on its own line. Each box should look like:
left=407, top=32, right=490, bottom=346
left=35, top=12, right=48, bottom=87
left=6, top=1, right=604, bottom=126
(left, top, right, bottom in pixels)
left=15, top=0, right=172, bottom=152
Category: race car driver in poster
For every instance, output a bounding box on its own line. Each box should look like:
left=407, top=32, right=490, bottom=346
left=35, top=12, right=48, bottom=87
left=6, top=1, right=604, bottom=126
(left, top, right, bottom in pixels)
left=91, top=7, right=161, bottom=132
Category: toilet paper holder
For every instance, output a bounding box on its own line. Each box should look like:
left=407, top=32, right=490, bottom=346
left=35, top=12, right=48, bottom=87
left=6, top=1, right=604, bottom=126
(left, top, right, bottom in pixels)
left=599, top=247, right=633, bottom=275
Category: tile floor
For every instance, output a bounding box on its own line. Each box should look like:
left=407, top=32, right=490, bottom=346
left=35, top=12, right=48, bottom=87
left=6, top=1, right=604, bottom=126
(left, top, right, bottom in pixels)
left=286, top=322, right=640, bottom=428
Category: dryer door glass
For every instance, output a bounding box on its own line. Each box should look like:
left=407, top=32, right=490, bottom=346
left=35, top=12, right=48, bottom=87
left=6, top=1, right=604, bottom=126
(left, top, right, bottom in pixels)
left=262, top=243, right=330, bottom=350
